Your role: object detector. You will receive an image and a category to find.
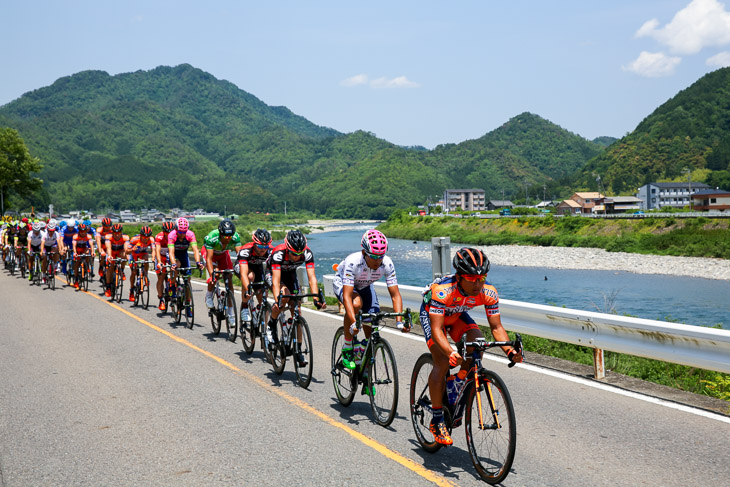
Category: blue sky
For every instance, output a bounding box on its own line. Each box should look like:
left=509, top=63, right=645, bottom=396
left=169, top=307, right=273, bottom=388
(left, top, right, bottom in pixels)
left=3, top=0, right=730, bottom=148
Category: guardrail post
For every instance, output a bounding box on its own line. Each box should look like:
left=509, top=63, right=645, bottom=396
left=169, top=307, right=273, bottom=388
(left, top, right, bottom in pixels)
left=431, top=237, right=451, bottom=279
left=296, top=266, right=309, bottom=299
left=593, top=348, right=605, bottom=380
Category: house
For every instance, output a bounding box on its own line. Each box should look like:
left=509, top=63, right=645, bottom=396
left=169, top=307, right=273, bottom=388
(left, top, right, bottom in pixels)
left=486, top=200, right=515, bottom=211
left=557, top=192, right=604, bottom=215
left=557, top=199, right=582, bottom=215
left=443, top=189, right=486, bottom=212
left=636, top=182, right=710, bottom=210
left=691, top=189, right=730, bottom=211
left=603, top=196, right=643, bottom=214
left=119, top=210, right=138, bottom=223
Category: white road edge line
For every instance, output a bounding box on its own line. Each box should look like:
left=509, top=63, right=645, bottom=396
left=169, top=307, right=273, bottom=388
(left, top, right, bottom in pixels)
left=186, top=277, right=730, bottom=424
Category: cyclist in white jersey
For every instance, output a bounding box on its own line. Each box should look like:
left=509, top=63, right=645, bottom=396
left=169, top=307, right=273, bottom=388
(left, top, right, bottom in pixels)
left=27, top=222, right=45, bottom=281
left=41, top=220, right=61, bottom=280
left=333, top=229, right=407, bottom=371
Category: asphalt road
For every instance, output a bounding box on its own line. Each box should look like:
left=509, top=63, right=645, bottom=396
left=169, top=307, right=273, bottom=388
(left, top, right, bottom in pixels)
left=1, top=268, right=729, bottom=486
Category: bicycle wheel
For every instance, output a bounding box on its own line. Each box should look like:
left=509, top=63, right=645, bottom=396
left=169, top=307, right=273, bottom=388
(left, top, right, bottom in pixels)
left=269, top=317, right=286, bottom=375
left=241, top=301, right=257, bottom=354
left=211, top=287, right=222, bottom=335
left=293, top=317, right=314, bottom=389
left=410, top=353, right=443, bottom=453
left=331, top=326, right=356, bottom=407
left=33, top=260, right=42, bottom=286
left=114, top=268, right=124, bottom=303
left=141, top=275, right=150, bottom=309
left=81, top=260, right=89, bottom=291
left=20, top=253, right=26, bottom=279
left=47, top=262, right=56, bottom=290
left=368, top=338, right=399, bottom=427
left=184, top=280, right=194, bottom=329
left=258, top=301, right=271, bottom=351
left=465, top=370, right=516, bottom=485
left=226, top=288, right=238, bottom=342
left=133, top=272, right=141, bottom=307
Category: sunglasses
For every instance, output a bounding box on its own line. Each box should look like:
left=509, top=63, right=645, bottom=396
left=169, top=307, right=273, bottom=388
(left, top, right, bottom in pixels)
left=364, top=252, right=384, bottom=260
left=461, top=274, right=487, bottom=283
left=255, top=244, right=268, bottom=249
left=290, top=249, right=304, bottom=256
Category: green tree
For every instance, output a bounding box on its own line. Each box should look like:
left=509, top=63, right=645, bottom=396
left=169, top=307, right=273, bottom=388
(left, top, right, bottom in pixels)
left=0, top=127, right=43, bottom=214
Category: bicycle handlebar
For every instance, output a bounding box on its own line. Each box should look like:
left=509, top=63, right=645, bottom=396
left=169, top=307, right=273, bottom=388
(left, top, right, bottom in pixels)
left=461, top=333, right=524, bottom=368
left=277, top=291, right=325, bottom=309
left=355, top=308, right=412, bottom=331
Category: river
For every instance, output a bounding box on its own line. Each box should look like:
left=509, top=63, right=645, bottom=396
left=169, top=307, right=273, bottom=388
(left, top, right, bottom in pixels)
left=304, top=225, right=729, bottom=329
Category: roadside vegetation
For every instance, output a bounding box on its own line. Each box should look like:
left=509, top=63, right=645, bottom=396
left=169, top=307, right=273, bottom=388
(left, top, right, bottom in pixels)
left=380, top=210, right=730, bottom=259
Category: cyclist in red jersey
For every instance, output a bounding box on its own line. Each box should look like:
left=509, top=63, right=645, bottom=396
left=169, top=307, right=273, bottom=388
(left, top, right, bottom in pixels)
left=127, top=226, right=155, bottom=302
left=104, top=224, right=130, bottom=298
left=95, top=218, right=113, bottom=279
left=420, top=247, right=522, bottom=446
left=236, top=228, right=272, bottom=323
left=71, top=224, right=95, bottom=289
left=154, top=221, right=176, bottom=311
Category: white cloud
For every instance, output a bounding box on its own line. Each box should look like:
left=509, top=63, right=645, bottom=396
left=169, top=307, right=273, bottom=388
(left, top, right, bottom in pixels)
left=706, top=50, right=730, bottom=66
left=622, top=51, right=682, bottom=77
left=341, top=74, right=420, bottom=89
left=635, top=0, right=730, bottom=55
left=340, top=74, right=369, bottom=87
left=370, top=76, right=420, bottom=89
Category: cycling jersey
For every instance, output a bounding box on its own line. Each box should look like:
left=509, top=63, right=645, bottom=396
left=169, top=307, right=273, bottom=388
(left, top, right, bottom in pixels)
left=333, top=252, right=397, bottom=291
left=128, top=235, right=155, bottom=258
left=28, top=230, right=45, bottom=247
left=15, top=225, right=30, bottom=244
left=236, top=242, right=270, bottom=267
left=167, top=229, right=197, bottom=251
left=154, top=232, right=170, bottom=257
left=43, top=231, right=59, bottom=248
left=61, top=226, right=77, bottom=246
left=96, top=228, right=112, bottom=251
left=420, top=275, right=500, bottom=347
left=203, top=229, right=241, bottom=255
left=266, top=243, right=314, bottom=273
left=73, top=233, right=94, bottom=253
left=106, top=234, right=130, bottom=257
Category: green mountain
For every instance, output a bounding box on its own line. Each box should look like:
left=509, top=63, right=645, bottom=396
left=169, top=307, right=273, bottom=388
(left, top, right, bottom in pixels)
left=0, top=65, right=605, bottom=217
left=577, top=67, right=730, bottom=194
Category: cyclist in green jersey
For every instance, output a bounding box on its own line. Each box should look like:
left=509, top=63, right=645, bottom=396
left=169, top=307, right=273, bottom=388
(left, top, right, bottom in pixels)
left=203, top=219, right=243, bottom=322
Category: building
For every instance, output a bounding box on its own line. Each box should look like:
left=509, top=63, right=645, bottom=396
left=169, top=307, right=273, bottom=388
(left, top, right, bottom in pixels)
left=691, top=189, right=730, bottom=211
left=636, top=182, right=710, bottom=210
left=485, top=200, right=514, bottom=211
left=603, top=196, right=643, bottom=214
left=443, top=189, right=486, bottom=212
left=557, top=199, right=582, bottom=215
left=557, top=192, right=603, bottom=215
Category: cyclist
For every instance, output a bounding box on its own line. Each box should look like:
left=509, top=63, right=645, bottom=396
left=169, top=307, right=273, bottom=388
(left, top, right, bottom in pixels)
left=203, top=219, right=242, bottom=324
left=154, top=221, right=176, bottom=311
left=104, top=223, right=130, bottom=298
left=26, top=221, right=45, bottom=281
left=95, top=218, right=113, bottom=283
left=235, top=228, right=272, bottom=323
left=333, top=229, right=406, bottom=374
left=13, top=217, right=31, bottom=270
left=59, top=219, right=77, bottom=275
left=40, top=220, right=61, bottom=283
left=71, top=223, right=95, bottom=289
left=167, top=217, right=204, bottom=316
left=127, top=226, right=156, bottom=302
left=420, top=247, right=522, bottom=446
left=82, top=219, right=96, bottom=277
left=265, top=229, right=325, bottom=366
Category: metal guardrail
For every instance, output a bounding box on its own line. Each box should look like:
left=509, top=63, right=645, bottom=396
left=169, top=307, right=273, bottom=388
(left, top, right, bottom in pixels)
left=322, top=276, right=730, bottom=377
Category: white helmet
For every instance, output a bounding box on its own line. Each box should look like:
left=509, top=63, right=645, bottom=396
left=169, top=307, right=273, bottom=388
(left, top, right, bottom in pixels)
left=66, top=219, right=76, bottom=228
left=48, top=218, right=58, bottom=228
left=47, top=221, right=57, bottom=231
left=32, top=221, right=42, bottom=231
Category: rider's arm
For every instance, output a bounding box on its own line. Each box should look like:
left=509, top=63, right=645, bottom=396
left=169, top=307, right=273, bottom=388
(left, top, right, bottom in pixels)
left=191, top=242, right=201, bottom=264
left=306, top=266, right=325, bottom=308
left=387, top=285, right=404, bottom=316
left=270, top=267, right=281, bottom=304
left=486, top=313, right=523, bottom=362
left=205, top=246, right=215, bottom=279
left=239, top=261, right=251, bottom=291
left=342, top=284, right=357, bottom=325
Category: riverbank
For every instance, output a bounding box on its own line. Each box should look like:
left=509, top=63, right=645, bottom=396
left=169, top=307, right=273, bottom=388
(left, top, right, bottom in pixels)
left=305, top=219, right=380, bottom=234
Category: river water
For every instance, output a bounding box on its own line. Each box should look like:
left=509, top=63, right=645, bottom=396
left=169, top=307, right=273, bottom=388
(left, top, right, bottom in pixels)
left=304, top=225, right=729, bottom=329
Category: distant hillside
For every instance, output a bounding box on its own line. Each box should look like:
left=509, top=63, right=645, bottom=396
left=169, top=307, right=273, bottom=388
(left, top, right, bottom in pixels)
left=0, top=65, right=605, bottom=217
left=592, top=136, right=617, bottom=148
left=577, top=67, right=730, bottom=194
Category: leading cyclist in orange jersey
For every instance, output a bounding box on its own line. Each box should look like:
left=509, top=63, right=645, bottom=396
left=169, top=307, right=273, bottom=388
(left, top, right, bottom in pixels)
left=71, top=224, right=95, bottom=289
left=95, top=218, right=113, bottom=283
left=420, top=247, right=523, bottom=446
left=104, top=224, right=130, bottom=298
left=127, top=226, right=155, bottom=302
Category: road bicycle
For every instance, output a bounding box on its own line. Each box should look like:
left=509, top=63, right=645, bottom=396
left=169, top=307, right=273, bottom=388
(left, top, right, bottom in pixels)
left=331, top=309, right=412, bottom=427
left=43, top=251, right=56, bottom=290
left=170, top=266, right=198, bottom=329
left=409, top=333, right=523, bottom=484
left=108, top=257, right=127, bottom=302
left=29, top=250, right=42, bottom=286
left=17, top=247, right=28, bottom=280
left=240, top=281, right=271, bottom=355
left=72, top=253, right=92, bottom=291
left=130, top=259, right=155, bottom=309
left=267, top=291, right=324, bottom=389
left=209, top=269, right=237, bottom=340
left=6, top=246, right=16, bottom=274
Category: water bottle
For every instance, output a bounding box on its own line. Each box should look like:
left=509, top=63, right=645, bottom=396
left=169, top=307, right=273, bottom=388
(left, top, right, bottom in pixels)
left=281, top=316, right=291, bottom=346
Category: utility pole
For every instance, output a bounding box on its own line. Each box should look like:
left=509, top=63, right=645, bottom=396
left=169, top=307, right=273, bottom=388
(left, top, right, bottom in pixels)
left=684, top=167, right=692, bottom=211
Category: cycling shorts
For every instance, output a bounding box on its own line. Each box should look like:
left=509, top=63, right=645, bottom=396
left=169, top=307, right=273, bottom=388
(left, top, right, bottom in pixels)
left=235, top=262, right=265, bottom=285
left=265, top=270, right=300, bottom=295
left=129, top=252, right=150, bottom=262
left=336, top=285, right=380, bottom=318
left=420, top=302, right=480, bottom=349
left=30, top=244, right=41, bottom=254
left=210, top=251, right=232, bottom=271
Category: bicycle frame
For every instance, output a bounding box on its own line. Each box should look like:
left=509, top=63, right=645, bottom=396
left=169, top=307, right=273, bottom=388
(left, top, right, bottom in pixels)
left=350, top=310, right=412, bottom=381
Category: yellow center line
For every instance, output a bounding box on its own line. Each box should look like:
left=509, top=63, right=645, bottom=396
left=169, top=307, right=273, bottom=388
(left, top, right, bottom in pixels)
left=65, top=277, right=457, bottom=487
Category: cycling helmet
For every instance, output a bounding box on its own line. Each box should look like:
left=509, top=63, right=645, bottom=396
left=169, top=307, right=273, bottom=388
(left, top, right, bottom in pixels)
left=47, top=222, right=57, bottom=232
left=83, top=219, right=92, bottom=227
left=21, top=217, right=28, bottom=224
left=111, top=223, right=123, bottom=233
left=78, top=223, right=88, bottom=232
left=101, top=217, right=112, bottom=227
left=176, top=217, right=189, bottom=232
left=252, top=228, right=272, bottom=245
left=218, top=218, right=235, bottom=237
left=40, top=221, right=46, bottom=229
left=285, top=230, right=307, bottom=253
left=361, top=229, right=388, bottom=256
left=140, top=226, right=152, bottom=237
left=32, top=221, right=42, bottom=231
left=162, top=221, right=175, bottom=233
left=66, top=219, right=76, bottom=228
left=453, top=247, right=490, bottom=275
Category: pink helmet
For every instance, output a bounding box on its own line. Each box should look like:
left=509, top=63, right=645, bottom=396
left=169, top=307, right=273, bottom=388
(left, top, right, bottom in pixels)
left=176, top=217, right=189, bottom=232
left=361, top=229, right=388, bottom=255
